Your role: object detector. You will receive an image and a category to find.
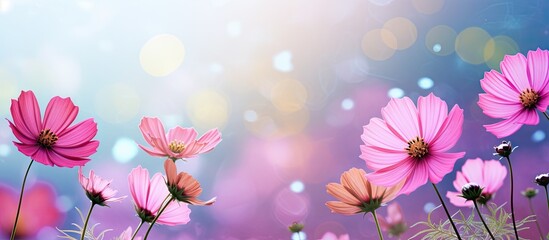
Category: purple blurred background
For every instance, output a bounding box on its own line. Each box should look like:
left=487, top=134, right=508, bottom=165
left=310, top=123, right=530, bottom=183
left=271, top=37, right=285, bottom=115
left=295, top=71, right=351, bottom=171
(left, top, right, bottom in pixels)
left=1, top=0, right=549, bottom=239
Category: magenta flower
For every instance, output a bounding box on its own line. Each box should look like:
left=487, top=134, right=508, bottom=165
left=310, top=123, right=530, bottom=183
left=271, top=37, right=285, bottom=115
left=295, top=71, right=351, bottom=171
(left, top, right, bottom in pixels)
left=446, top=158, right=507, bottom=207
left=0, top=182, right=63, bottom=238
left=138, top=117, right=222, bottom=160
left=8, top=90, right=99, bottom=167
left=360, top=93, right=465, bottom=194
left=78, top=167, right=126, bottom=206
left=128, top=165, right=191, bottom=226
left=478, top=49, right=549, bottom=138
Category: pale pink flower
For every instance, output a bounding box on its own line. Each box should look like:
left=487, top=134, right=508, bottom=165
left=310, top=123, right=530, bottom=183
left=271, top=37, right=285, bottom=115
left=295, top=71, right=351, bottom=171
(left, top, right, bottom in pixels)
left=78, top=167, right=126, bottom=206
left=114, top=226, right=141, bottom=240
left=138, top=117, right=222, bottom=160
left=164, top=159, right=216, bottom=206
left=360, top=93, right=465, bottom=194
left=8, top=90, right=99, bottom=167
left=478, top=49, right=549, bottom=138
left=128, top=166, right=191, bottom=226
left=377, top=202, right=407, bottom=237
left=319, top=232, right=350, bottom=240
left=0, top=182, right=63, bottom=238
left=446, top=158, right=507, bottom=207
left=326, top=168, right=404, bottom=215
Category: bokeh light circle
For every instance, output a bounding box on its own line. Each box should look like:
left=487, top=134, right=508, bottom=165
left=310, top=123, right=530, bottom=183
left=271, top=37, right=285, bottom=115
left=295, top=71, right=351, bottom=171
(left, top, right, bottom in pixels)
left=532, top=130, right=546, bottom=142
left=0, top=144, right=10, bottom=157
left=273, top=50, right=293, bottom=72
left=290, top=180, right=305, bottom=193
left=425, top=25, right=457, bottom=56
left=383, top=17, right=417, bottom=50
left=424, top=202, right=436, bottom=213
left=140, top=34, right=185, bottom=77
left=244, top=110, right=258, bottom=122
left=455, top=27, right=493, bottom=64
left=387, top=88, right=404, bottom=98
left=186, top=89, right=229, bottom=130
left=412, top=0, right=444, bottom=14
left=483, top=35, right=519, bottom=70
left=112, top=137, right=139, bottom=163
left=271, top=79, right=308, bottom=113
left=341, top=98, right=354, bottom=110
left=361, top=29, right=397, bottom=61
left=418, top=77, right=434, bottom=89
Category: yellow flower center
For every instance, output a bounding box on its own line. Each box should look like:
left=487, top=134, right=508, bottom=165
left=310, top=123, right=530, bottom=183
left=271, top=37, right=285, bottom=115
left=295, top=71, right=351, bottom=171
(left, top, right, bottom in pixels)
left=406, top=136, right=429, bottom=159
left=169, top=141, right=186, bottom=153
left=37, top=129, right=58, bottom=148
left=519, top=88, right=539, bottom=109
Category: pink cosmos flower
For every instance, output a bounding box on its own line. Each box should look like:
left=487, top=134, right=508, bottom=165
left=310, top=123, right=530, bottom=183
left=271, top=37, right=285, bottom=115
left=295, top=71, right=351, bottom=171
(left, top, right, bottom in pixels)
left=0, top=182, right=63, bottom=238
left=326, top=168, right=404, bottom=215
left=114, top=226, right=141, bottom=240
left=164, top=159, right=216, bottom=206
left=377, top=202, right=407, bottom=237
left=138, top=117, right=222, bottom=160
left=478, top=49, right=549, bottom=138
left=319, top=232, right=350, bottom=240
left=78, top=167, right=126, bottom=206
left=446, top=158, right=507, bottom=207
left=128, top=165, right=191, bottom=226
left=8, top=90, right=99, bottom=167
left=360, top=93, right=465, bottom=194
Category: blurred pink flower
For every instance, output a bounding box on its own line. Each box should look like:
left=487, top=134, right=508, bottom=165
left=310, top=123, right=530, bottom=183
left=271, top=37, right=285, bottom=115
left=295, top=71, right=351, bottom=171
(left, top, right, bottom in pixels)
left=164, top=159, right=216, bottom=206
left=0, top=182, right=63, bottom=238
left=319, top=232, right=350, bottom=240
left=360, top=93, right=465, bottom=194
left=377, top=202, right=407, bottom=237
left=128, top=165, right=191, bottom=226
left=326, top=168, right=403, bottom=215
left=114, top=226, right=141, bottom=240
left=478, top=49, right=549, bottom=138
left=7, top=90, right=99, bottom=167
left=78, top=167, right=126, bottom=206
left=138, top=117, right=221, bottom=160
left=446, top=158, right=507, bottom=207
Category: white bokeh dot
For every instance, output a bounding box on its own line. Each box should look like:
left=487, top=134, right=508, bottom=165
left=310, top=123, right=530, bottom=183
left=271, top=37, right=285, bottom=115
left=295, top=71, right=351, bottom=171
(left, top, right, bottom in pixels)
left=0, top=144, right=10, bottom=157
left=387, top=88, right=404, bottom=98
left=433, top=44, right=442, bottom=53
left=290, top=181, right=305, bottom=193
left=418, top=77, right=434, bottom=89
left=56, top=195, right=74, bottom=213
left=424, top=202, right=436, bottom=213
left=273, top=50, right=293, bottom=72
left=292, top=232, right=307, bottom=240
left=532, top=130, right=546, bottom=142
left=244, top=110, right=258, bottom=122
left=112, top=137, right=139, bottom=163
left=341, top=98, right=354, bottom=110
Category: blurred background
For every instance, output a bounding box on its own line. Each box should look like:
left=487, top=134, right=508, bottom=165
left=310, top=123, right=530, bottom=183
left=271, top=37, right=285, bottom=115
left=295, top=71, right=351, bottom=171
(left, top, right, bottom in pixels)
left=1, top=0, right=549, bottom=239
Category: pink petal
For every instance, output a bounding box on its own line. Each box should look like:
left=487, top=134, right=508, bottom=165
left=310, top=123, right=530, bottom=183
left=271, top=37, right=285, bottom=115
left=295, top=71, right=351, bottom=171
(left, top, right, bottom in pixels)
left=537, top=92, right=549, bottom=113
left=56, top=119, right=98, bottom=147
left=361, top=118, right=407, bottom=150
left=483, top=114, right=524, bottom=138
left=480, top=70, right=521, bottom=101
left=10, top=91, right=42, bottom=139
left=483, top=160, right=507, bottom=193
left=8, top=120, right=35, bottom=144
left=460, top=158, right=484, bottom=184
left=367, top=158, right=414, bottom=187
left=46, top=150, right=90, bottom=167
left=340, top=168, right=370, bottom=201
left=326, top=201, right=362, bottom=215
left=43, top=96, right=78, bottom=134
left=195, top=128, right=222, bottom=153
left=166, top=126, right=197, bottom=146
left=446, top=191, right=472, bottom=207
left=13, top=142, right=52, bottom=166
left=478, top=93, right=523, bottom=119
left=387, top=202, right=403, bottom=223
left=53, top=141, right=99, bottom=160
left=398, top=161, right=429, bottom=195
left=326, top=183, right=361, bottom=205
left=513, top=108, right=539, bottom=125
left=139, top=117, right=170, bottom=154
left=147, top=173, right=169, bottom=212
left=452, top=171, right=469, bottom=192
left=360, top=145, right=409, bottom=171
left=418, top=93, right=448, bottom=142
left=157, top=201, right=191, bottom=226
left=138, top=144, right=167, bottom=157
left=527, top=49, right=549, bottom=92
left=128, top=166, right=150, bottom=210
left=426, top=152, right=464, bottom=184
left=381, top=97, right=420, bottom=142
left=429, top=105, right=463, bottom=152
left=500, top=53, right=530, bottom=92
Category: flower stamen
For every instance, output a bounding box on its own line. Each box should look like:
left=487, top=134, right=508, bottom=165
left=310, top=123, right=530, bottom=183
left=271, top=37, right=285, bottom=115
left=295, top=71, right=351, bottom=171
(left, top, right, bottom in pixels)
left=169, top=141, right=186, bottom=153
left=37, top=129, right=58, bottom=148
left=406, top=136, right=429, bottom=159
left=519, top=88, right=540, bottom=109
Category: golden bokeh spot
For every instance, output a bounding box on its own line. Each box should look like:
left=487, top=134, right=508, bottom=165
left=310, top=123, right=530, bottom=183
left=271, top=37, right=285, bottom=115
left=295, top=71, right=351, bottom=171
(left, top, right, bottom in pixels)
left=484, top=35, right=519, bottom=71
left=270, top=79, right=308, bottom=113
left=383, top=17, right=417, bottom=50
left=455, top=27, right=493, bottom=64
left=140, top=34, right=185, bottom=77
left=186, top=89, right=229, bottom=131
left=425, top=25, right=457, bottom=56
left=361, top=29, right=397, bottom=61
left=412, top=0, right=444, bottom=14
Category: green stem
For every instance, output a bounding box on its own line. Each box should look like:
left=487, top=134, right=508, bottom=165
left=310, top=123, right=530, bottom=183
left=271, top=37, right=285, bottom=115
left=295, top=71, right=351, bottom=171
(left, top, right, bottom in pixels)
left=527, top=198, right=544, bottom=239
left=505, top=156, right=519, bottom=239
left=131, top=220, right=145, bottom=240
left=80, top=203, right=96, bottom=240
left=473, top=201, right=495, bottom=239
left=10, top=160, right=34, bottom=240
left=143, top=195, right=174, bottom=240
left=432, top=183, right=462, bottom=240
left=371, top=210, right=384, bottom=240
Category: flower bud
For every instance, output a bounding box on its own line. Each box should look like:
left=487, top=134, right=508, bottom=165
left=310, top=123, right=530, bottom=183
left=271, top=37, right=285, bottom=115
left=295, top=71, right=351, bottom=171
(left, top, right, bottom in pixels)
left=288, top=222, right=304, bottom=233
left=521, top=187, right=539, bottom=199
left=535, top=173, right=549, bottom=187
left=494, top=141, right=513, bottom=157
left=460, top=183, right=483, bottom=201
